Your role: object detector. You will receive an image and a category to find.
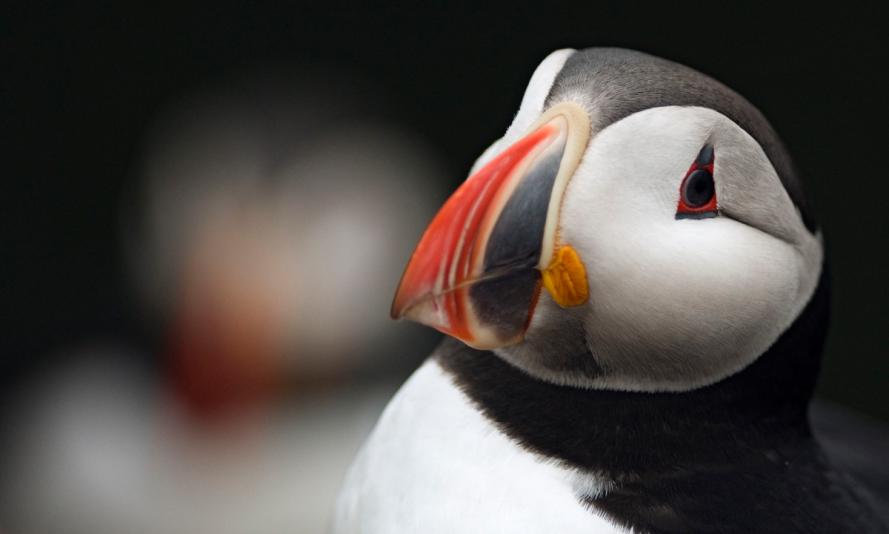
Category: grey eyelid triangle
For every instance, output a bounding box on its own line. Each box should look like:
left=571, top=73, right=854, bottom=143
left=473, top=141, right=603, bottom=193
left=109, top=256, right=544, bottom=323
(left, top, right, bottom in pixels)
left=675, top=211, right=718, bottom=220
left=696, top=144, right=714, bottom=166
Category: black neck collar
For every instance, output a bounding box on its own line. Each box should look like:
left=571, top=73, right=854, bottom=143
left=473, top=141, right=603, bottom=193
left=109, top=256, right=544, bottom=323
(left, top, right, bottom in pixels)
left=435, top=266, right=830, bottom=475
left=432, top=269, right=889, bottom=533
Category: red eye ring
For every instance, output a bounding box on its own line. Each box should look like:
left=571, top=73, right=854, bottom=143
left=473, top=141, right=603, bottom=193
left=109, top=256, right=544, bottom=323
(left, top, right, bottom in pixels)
left=676, top=144, right=717, bottom=219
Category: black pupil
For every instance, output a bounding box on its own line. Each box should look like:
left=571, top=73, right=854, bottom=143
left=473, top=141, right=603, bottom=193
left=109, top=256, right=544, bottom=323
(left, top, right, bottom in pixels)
left=683, top=169, right=714, bottom=207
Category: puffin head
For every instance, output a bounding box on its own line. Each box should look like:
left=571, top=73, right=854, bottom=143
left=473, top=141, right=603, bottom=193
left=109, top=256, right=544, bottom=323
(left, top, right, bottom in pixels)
left=392, top=48, right=823, bottom=392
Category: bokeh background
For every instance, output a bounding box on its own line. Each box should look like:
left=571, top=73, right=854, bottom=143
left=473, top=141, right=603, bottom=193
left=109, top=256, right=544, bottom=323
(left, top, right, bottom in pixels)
left=3, top=3, right=887, bottom=533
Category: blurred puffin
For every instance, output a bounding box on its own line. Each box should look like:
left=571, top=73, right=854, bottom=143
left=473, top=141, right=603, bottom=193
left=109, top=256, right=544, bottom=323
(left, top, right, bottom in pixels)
left=333, top=48, right=889, bottom=533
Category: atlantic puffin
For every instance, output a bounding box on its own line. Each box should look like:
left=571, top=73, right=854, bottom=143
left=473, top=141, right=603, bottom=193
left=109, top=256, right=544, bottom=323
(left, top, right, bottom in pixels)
left=333, top=48, right=888, bottom=533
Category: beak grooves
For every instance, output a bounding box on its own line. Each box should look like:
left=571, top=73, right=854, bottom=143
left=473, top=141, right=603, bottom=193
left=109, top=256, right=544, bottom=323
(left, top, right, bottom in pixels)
left=392, top=102, right=590, bottom=348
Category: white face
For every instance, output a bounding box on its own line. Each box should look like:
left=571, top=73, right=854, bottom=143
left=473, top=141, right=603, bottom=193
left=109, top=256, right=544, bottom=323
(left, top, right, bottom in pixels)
left=483, top=52, right=823, bottom=392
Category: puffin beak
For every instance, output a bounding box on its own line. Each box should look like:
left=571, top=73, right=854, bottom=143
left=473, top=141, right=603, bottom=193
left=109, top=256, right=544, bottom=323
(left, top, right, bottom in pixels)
left=391, top=102, right=591, bottom=349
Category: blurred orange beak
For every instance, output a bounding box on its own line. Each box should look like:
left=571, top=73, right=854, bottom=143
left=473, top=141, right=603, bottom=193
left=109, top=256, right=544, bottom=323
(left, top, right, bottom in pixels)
left=391, top=102, right=590, bottom=349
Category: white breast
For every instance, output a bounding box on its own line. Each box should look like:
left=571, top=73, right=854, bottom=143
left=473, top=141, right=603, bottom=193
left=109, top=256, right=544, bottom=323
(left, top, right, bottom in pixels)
left=332, top=359, right=627, bottom=534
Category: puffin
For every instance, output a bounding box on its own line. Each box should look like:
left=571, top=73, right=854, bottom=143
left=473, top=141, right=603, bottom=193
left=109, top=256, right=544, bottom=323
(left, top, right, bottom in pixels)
left=333, top=48, right=889, bottom=533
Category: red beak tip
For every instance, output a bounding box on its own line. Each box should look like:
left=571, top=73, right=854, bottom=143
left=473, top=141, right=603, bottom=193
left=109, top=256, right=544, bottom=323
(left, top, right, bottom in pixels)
left=389, top=301, right=405, bottom=320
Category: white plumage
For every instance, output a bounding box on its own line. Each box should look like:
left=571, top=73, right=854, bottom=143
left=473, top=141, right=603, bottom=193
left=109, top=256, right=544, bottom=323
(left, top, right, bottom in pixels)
left=332, top=359, right=626, bottom=534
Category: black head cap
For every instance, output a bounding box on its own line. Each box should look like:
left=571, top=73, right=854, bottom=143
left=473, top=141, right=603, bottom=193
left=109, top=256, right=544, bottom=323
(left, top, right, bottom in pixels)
left=546, top=48, right=816, bottom=232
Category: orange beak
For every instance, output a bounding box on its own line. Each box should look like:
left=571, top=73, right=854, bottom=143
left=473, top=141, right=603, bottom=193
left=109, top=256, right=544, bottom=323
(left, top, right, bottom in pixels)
left=391, top=103, right=590, bottom=348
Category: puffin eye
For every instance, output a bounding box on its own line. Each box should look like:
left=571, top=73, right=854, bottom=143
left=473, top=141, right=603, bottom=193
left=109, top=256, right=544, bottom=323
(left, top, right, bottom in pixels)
left=676, top=144, right=718, bottom=219
left=683, top=169, right=715, bottom=207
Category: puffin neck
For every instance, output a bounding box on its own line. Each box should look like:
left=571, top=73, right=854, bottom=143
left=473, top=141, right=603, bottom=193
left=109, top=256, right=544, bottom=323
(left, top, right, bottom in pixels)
left=434, top=265, right=830, bottom=475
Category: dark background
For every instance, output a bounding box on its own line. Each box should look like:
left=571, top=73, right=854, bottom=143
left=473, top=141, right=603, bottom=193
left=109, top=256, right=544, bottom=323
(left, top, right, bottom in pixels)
left=4, top=3, right=887, bottom=419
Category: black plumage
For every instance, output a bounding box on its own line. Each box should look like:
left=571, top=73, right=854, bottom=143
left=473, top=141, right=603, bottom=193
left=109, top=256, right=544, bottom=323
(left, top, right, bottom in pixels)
left=436, top=266, right=888, bottom=533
